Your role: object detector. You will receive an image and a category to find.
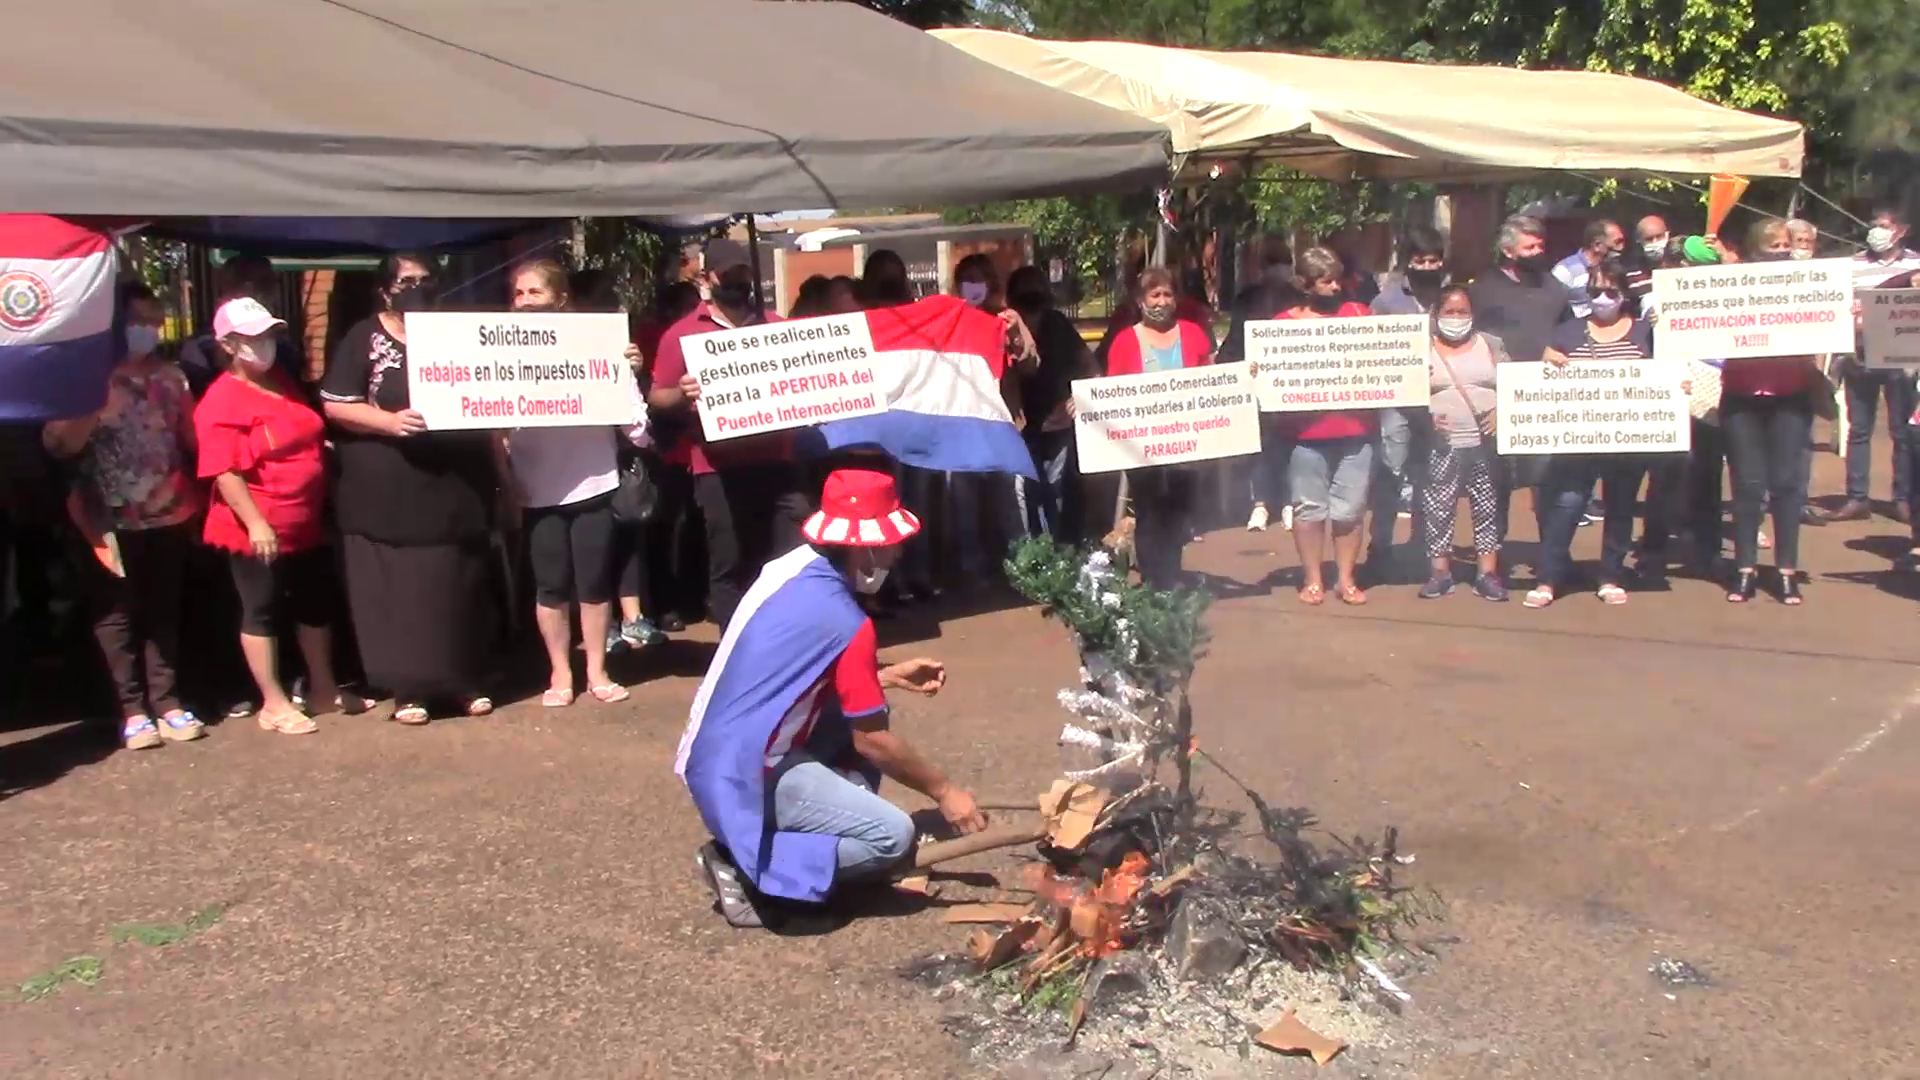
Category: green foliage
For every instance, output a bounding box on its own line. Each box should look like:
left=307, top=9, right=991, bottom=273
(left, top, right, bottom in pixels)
left=19, top=956, right=103, bottom=1002
left=1003, top=535, right=1210, bottom=692
left=110, top=904, right=226, bottom=948
left=945, top=196, right=1134, bottom=293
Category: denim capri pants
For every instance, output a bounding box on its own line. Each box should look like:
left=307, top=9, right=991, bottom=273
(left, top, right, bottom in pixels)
left=1289, top=437, right=1374, bottom=525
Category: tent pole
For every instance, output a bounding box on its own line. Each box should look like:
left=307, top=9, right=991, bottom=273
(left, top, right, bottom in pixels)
left=746, top=215, right=766, bottom=318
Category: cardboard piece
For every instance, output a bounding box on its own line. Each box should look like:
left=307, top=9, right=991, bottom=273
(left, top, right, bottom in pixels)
left=940, top=903, right=1035, bottom=924
left=1255, top=1009, right=1348, bottom=1066
left=1038, top=779, right=1109, bottom=851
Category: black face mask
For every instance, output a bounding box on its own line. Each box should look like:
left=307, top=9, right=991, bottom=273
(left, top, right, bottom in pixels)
left=387, top=282, right=438, bottom=313
left=1754, top=249, right=1794, bottom=262
left=1406, top=267, right=1446, bottom=291
left=1514, top=252, right=1554, bottom=276
left=1308, top=292, right=1345, bottom=314
left=709, top=280, right=756, bottom=315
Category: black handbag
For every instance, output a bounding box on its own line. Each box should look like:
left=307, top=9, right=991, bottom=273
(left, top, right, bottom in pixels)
left=610, top=450, right=661, bottom=524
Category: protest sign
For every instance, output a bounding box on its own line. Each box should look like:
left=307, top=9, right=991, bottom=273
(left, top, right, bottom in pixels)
left=1244, top=314, right=1431, bottom=413
left=1651, top=257, right=1853, bottom=362
left=1496, top=360, right=1690, bottom=455
left=1861, top=288, right=1920, bottom=368
left=405, top=312, right=634, bottom=430
left=1071, top=363, right=1260, bottom=474
left=683, top=313, right=885, bottom=441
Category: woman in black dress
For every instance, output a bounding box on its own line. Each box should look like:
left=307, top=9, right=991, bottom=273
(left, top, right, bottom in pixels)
left=319, top=254, right=503, bottom=724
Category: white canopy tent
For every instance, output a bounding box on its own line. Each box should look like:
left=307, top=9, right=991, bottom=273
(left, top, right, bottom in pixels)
left=931, top=29, right=1805, bottom=181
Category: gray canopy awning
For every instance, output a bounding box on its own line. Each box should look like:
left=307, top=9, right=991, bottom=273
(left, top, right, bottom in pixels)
left=0, top=0, right=1170, bottom=217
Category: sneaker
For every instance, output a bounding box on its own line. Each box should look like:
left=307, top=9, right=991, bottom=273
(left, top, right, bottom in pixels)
left=1473, top=574, right=1511, bottom=602
left=157, top=710, right=205, bottom=743
left=1279, top=504, right=1295, bottom=531
left=225, top=700, right=257, bottom=720
left=122, top=717, right=162, bottom=750
left=1417, top=574, right=1456, bottom=599
left=1247, top=504, right=1270, bottom=532
left=696, top=842, right=765, bottom=929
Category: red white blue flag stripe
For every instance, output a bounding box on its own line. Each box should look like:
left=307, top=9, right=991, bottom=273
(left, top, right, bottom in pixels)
left=0, top=216, right=118, bottom=422
left=817, top=294, right=1036, bottom=477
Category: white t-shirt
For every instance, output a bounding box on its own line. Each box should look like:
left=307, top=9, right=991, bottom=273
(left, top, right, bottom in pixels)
left=509, top=377, right=649, bottom=509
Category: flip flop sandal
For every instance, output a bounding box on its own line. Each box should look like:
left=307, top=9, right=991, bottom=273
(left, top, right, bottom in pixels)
left=158, top=710, right=206, bottom=742
left=1297, top=584, right=1326, bottom=606
left=589, top=684, right=630, bottom=704
left=1337, top=584, right=1368, bottom=606
left=1597, top=583, right=1629, bottom=605
left=465, top=696, right=494, bottom=717
left=541, top=688, right=575, bottom=708
left=258, top=707, right=318, bottom=736
left=390, top=703, right=431, bottom=726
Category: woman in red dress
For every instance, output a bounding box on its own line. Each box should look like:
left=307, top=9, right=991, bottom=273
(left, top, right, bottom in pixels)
left=196, top=298, right=364, bottom=735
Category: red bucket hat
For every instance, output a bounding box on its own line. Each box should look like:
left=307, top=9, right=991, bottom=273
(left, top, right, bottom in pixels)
left=803, top=468, right=920, bottom=547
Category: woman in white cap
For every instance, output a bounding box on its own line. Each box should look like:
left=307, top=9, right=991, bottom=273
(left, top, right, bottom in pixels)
left=195, top=296, right=366, bottom=735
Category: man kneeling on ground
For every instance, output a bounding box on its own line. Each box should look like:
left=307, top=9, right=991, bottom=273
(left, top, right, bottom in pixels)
left=674, top=467, right=988, bottom=927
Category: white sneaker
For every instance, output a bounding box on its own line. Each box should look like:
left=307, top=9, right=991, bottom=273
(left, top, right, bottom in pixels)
left=1247, top=504, right=1270, bottom=531
left=1280, top=504, right=1295, bottom=531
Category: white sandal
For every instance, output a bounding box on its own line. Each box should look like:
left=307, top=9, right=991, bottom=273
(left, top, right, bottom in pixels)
left=1523, top=585, right=1555, bottom=608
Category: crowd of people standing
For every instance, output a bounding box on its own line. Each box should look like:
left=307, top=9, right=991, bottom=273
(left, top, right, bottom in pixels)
left=3, top=206, right=1915, bottom=751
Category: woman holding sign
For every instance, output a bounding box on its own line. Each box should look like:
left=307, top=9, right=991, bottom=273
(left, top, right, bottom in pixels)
left=1104, top=267, right=1214, bottom=588
left=501, top=259, right=650, bottom=707
left=1720, top=221, right=1818, bottom=605
left=1532, top=261, right=1662, bottom=608
left=1419, top=286, right=1511, bottom=601
left=320, top=254, right=503, bottom=724
left=1274, top=248, right=1375, bottom=606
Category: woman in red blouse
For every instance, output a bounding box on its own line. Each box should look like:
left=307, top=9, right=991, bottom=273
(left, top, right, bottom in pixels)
left=1271, top=248, right=1377, bottom=606
left=1105, top=267, right=1215, bottom=588
left=195, top=298, right=365, bottom=736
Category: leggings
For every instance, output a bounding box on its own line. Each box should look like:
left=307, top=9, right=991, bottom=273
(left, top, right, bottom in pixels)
left=1422, top=444, right=1500, bottom=558
left=525, top=492, right=616, bottom=606
left=229, top=546, right=338, bottom=636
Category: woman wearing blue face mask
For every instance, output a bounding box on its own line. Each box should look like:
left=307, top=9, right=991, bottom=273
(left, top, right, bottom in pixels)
left=1418, top=286, right=1510, bottom=600
left=1528, top=261, right=1671, bottom=608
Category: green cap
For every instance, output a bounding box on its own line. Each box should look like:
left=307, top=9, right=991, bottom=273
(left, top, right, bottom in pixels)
left=1682, top=235, right=1721, bottom=265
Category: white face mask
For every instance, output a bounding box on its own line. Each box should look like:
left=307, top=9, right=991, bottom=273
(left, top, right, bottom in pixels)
left=125, top=325, right=161, bottom=357
left=1790, top=247, right=1813, bottom=261
left=1867, top=226, right=1897, bottom=254
left=851, top=551, right=890, bottom=595
left=1587, top=292, right=1625, bottom=321
left=1641, top=238, right=1668, bottom=260
left=959, top=281, right=991, bottom=308
left=1435, top=316, right=1474, bottom=342
left=234, top=336, right=277, bottom=372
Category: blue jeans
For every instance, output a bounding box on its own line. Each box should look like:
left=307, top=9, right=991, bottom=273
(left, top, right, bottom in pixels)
left=949, top=472, right=1027, bottom=578
left=1368, top=410, right=1421, bottom=561
left=1724, top=394, right=1812, bottom=569
left=1844, top=365, right=1914, bottom=503
left=1025, top=429, right=1079, bottom=544
left=771, top=753, right=915, bottom=886
left=1535, top=456, right=1643, bottom=589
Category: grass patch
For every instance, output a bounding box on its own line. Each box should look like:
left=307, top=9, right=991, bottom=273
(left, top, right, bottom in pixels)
left=19, top=956, right=103, bottom=1002
left=110, top=903, right=226, bottom=948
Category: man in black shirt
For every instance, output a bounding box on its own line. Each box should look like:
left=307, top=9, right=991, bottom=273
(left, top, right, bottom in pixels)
left=1467, top=215, right=1573, bottom=545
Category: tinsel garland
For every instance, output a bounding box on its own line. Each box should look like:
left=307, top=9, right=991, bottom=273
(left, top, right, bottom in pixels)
left=1004, top=535, right=1210, bottom=784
